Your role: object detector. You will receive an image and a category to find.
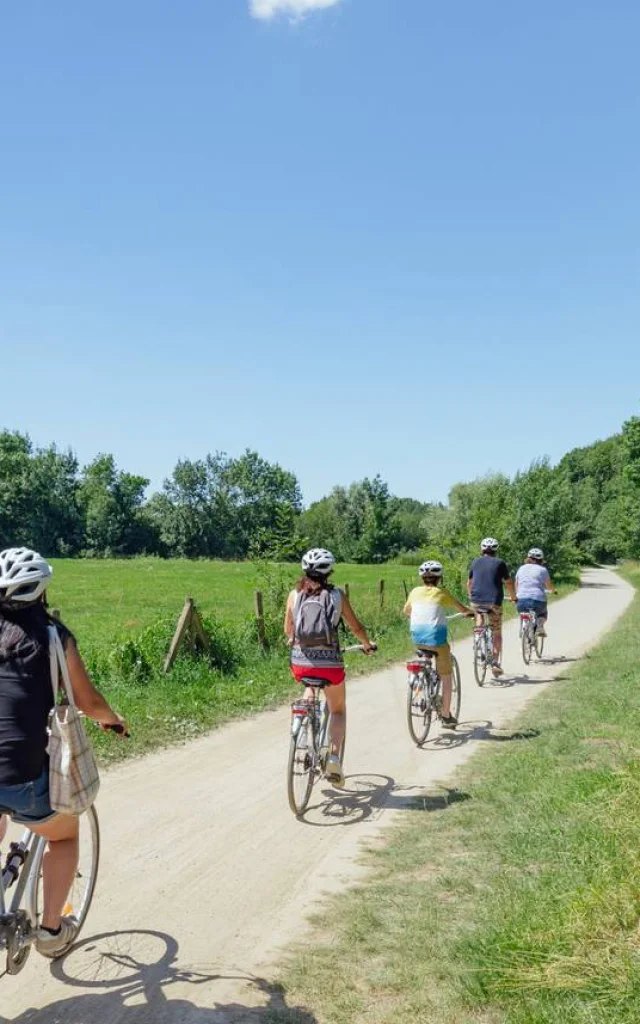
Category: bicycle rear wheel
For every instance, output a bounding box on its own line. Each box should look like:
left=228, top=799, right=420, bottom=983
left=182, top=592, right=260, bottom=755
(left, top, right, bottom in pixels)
left=33, top=805, right=100, bottom=956
left=407, top=675, right=433, bottom=746
left=535, top=631, right=545, bottom=658
left=522, top=626, right=532, bottom=665
left=450, top=655, right=461, bottom=720
left=287, top=716, right=315, bottom=816
left=473, top=636, right=487, bottom=686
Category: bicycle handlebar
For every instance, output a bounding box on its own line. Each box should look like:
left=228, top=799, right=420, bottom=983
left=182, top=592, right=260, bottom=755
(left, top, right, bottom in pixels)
left=342, top=643, right=378, bottom=653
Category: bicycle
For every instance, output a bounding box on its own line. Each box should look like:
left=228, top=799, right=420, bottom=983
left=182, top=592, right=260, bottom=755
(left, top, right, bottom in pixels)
left=0, top=806, right=100, bottom=974
left=0, top=720, right=126, bottom=975
left=286, top=644, right=375, bottom=817
left=520, top=610, right=544, bottom=664
left=472, top=609, right=495, bottom=686
left=406, top=614, right=464, bottom=746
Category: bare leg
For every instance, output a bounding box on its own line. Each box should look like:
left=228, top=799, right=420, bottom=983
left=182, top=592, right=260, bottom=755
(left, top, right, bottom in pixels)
left=29, top=815, right=79, bottom=930
left=0, top=814, right=7, bottom=845
left=326, top=683, right=346, bottom=758
left=441, top=674, right=453, bottom=717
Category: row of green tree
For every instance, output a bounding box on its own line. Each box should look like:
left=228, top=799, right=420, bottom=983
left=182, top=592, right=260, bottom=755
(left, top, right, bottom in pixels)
left=1, top=413, right=639, bottom=569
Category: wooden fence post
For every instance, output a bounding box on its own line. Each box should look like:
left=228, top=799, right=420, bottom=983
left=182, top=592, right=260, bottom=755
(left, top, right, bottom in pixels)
left=344, top=583, right=350, bottom=600
left=254, top=590, right=266, bottom=649
left=402, top=580, right=409, bottom=601
left=378, top=579, right=385, bottom=609
left=164, top=597, right=194, bottom=673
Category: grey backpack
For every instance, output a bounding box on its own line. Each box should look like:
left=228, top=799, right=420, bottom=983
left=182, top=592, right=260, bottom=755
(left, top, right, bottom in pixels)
left=293, top=590, right=340, bottom=648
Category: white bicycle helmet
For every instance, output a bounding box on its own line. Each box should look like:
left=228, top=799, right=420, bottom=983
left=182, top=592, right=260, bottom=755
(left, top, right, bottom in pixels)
left=481, top=537, right=499, bottom=552
left=419, top=560, right=443, bottom=578
left=0, top=547, right=53, bottom=604
left=301, top=548, right=336, bottom=576
left=528, top=547, right=544, bottom=561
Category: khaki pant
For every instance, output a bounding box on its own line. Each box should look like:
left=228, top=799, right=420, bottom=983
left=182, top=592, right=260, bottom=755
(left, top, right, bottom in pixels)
left=416, top=642, right=453, bottom=675
left=471, top=603, right=503, bottom=640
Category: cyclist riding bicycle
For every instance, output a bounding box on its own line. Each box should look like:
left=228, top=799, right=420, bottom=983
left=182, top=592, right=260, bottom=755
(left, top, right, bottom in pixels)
left=0, top=547, right=127, bottom=957
left=404, top=560, right=473, bottom=730
left=467, top=538, right=516, bottom=677
left=284, top=548, right=375, bottom=789
left=515, top=547, right=556, bottom=637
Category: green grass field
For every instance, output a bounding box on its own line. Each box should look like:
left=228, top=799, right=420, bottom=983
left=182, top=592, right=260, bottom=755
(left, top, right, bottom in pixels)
left=48, top=559, right=576, bottom=766
left=48, top=557, right=415, bottom=649
left=278, top=566, right=640, bottom=1024
left=48, top=558, right=418, bottom=763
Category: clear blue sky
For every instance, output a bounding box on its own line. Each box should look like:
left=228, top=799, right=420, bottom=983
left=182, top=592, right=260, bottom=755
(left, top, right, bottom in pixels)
left=2, top=0, right=639, bottom=505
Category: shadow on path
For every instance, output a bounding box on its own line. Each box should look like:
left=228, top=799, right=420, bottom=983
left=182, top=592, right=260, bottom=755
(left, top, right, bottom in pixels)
left=424, top=719, right=540, bottom=751
left=0, top=930, right=316, bottom=1024
left=301, top=774, right=471, bottom=825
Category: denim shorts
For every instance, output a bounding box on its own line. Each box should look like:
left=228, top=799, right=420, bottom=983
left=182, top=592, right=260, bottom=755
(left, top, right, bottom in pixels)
left=0, top=767, right=56, bottom=825
left=517, top=598, right=548, bottom=618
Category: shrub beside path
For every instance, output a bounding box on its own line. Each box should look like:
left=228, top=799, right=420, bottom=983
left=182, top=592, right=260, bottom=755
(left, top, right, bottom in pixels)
left=1, top=567, right=632, bottom=1023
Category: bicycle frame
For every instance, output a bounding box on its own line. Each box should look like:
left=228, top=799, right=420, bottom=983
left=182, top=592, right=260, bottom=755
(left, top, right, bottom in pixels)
left=407, top=656, right=442, bottom=709
left=290, top=693, right=331, bottom=772
left=473, top=624, right=493, bottom=660
left=0, top=827, right=44, bottom=967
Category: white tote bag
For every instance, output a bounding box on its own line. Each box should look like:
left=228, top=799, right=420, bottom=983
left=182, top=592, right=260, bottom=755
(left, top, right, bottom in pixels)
left=47, top=626, right=100, bottom=815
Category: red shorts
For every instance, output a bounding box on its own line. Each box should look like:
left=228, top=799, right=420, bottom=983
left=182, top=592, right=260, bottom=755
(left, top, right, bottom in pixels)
left=291, top=665, right=345, bottom=686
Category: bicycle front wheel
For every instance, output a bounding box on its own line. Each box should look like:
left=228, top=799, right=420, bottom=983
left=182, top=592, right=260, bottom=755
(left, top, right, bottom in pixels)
left=33, top=804, right=100, bottom=955
left=450, top=655, right=462, bottom=720
left=407, top=676, right=433, bottom=746
left=473, top=637, right=487, bottom=686
left=287, top=716, right=315, bottom=817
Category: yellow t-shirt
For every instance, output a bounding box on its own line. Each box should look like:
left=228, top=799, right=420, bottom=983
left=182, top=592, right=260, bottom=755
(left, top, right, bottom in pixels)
left=404, top=585, right=458, bottom=646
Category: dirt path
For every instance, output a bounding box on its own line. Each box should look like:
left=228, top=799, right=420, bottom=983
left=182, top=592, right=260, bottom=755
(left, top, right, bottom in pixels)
left=1, top=567, right=632, bottom=1023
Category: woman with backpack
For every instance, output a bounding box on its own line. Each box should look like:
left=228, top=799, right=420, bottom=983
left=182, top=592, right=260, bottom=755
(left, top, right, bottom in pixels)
left=284, top=548, right=376, bottom=789
left=0, top=547, right=127, bottom=958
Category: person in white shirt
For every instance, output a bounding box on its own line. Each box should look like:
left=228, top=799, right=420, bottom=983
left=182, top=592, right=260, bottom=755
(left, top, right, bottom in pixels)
left=515, top=547, right=557, bottom=637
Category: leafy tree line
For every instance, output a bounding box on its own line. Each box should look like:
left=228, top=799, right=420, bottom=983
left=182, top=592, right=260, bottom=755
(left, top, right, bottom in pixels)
left=1, top=412, right=639, bottom=568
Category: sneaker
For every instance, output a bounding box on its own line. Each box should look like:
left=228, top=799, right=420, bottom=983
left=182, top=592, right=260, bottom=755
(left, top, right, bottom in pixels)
left=491, top=662, right=504, bottom=677
left=441, top=715, right=458, bottom=730
left=36, top=916, right=78, bottom=958
left=325, top=754, right=345, bottom=789
left=537, top=626, right=547, bottom=637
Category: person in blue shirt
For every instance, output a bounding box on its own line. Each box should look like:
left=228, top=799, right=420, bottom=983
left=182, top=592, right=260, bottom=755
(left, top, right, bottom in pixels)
left=467, top=537, right=517, bottom=677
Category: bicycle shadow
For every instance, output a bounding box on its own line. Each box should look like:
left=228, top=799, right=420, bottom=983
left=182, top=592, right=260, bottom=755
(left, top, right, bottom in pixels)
left=0, top=929, right=317, bottom=1024
left=300, top=772, right=395, bottom=826
left=423, top=719, right=540, bottom=752
left=299, top=774, right=468, bottom=823
left=507, top=674, right=557, bottom=686
left=300, top=774, right=471, bottom=825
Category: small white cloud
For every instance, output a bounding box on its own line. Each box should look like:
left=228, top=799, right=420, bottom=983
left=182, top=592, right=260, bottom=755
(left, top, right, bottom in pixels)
left=250, top=0, right=343, bottom=21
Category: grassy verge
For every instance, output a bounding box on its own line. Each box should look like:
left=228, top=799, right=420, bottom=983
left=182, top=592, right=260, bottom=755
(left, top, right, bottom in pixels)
left=277, top=567, right=640, bottom=1024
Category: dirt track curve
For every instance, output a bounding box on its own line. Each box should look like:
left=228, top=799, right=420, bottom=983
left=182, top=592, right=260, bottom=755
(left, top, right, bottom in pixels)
left=1, top=567, right=633, bottom=1023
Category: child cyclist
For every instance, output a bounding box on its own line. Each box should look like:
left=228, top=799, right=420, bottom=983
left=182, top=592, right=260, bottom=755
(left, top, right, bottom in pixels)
left=404, top=560, right=474, bottom=730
